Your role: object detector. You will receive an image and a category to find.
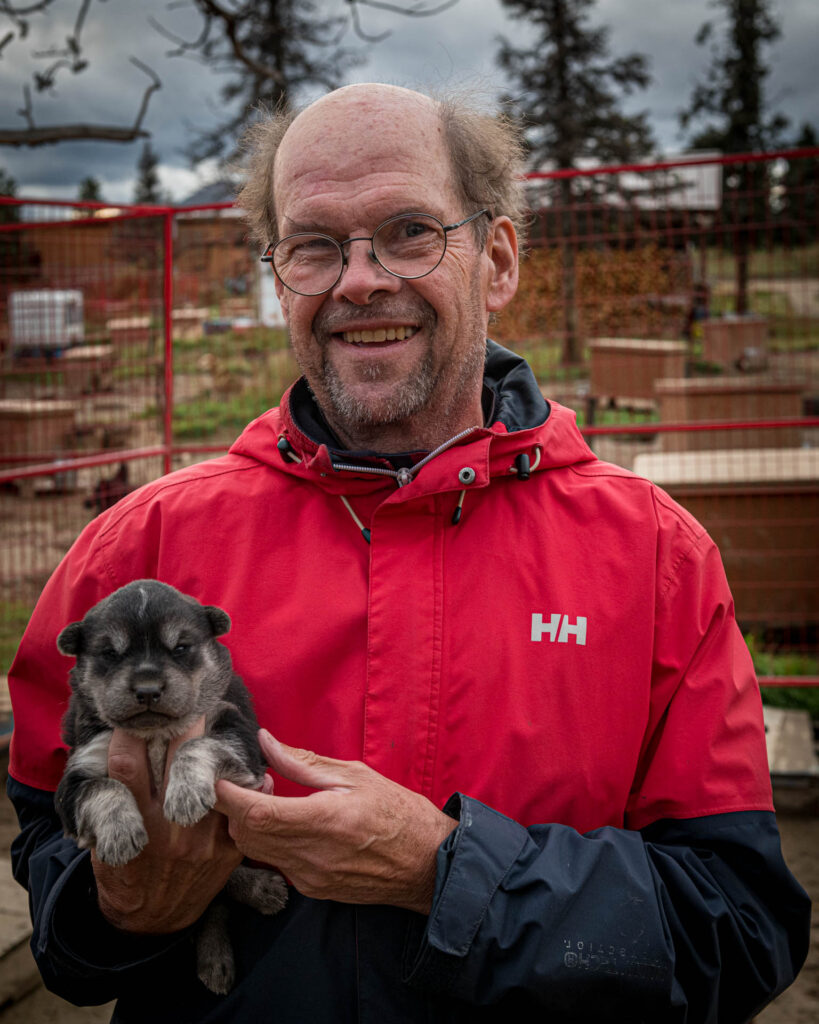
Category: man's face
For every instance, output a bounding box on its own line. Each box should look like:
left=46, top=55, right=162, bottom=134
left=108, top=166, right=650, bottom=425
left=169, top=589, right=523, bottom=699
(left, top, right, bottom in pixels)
left=271, top=88, right=511, bottom=451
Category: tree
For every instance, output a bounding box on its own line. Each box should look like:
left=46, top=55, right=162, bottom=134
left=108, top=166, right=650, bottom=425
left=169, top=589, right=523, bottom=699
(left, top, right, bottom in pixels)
left=679, top=0, right=787, bottom=313
left=0, top=165, right=40, bottom=282
left=775, top=123, right=819, bottom=246
left=133, top=141, right=162, bottom=204
left=77, top=175, right=102, bottom=202
left=0, top=0, right=459, bottom=151
left=496, top=0, right=654, bottom=363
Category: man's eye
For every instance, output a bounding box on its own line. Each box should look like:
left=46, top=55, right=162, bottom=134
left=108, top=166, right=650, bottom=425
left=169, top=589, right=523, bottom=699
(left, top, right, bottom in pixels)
left=401, top=220, right=432, bottom=238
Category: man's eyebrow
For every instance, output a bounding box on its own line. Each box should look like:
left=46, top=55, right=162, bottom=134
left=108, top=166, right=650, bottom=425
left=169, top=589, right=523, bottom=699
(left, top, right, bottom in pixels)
left=281, top=208, right=442, bottom=237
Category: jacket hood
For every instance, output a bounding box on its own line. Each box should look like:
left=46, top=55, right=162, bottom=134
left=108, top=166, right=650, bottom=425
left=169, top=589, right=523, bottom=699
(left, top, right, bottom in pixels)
left=229, top=340, right=596, bottom=495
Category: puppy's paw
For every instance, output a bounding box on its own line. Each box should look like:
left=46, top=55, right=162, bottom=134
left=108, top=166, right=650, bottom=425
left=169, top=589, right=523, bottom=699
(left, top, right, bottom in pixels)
left=196, top=904, right=235, bottom=995
left=226, top=865, right=288, bottom=915
left=164, top=776, right=214, bottom=827
left=75, top=782, right=147, bottom=866
left=197, top=949, right=235, bottom=996
left=94, top=814, right=148, bottom=867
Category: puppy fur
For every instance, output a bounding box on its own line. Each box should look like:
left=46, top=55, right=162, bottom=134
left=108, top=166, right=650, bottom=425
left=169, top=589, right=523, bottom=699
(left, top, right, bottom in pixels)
left=55, top=579, right=287, bottom=994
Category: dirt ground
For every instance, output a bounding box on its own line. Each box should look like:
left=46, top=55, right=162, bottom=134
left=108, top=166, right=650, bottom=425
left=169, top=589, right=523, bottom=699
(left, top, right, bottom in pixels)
left=0, top=800, right=816, bottom=1023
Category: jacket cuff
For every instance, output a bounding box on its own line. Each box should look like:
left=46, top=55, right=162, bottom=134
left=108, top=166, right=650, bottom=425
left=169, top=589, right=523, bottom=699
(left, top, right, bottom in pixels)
left=404, top=793, right=529, bottom=991
left=38, top=848, right=184, bottom=979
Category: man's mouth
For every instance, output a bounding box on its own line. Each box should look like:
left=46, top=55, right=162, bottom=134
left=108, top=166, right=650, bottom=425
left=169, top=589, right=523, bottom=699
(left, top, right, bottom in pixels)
left=340, top=325, right=418, bottom=344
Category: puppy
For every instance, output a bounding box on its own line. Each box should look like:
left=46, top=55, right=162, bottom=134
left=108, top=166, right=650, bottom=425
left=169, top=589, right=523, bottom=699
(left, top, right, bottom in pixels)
left=55, top=579, right=287, bottom=994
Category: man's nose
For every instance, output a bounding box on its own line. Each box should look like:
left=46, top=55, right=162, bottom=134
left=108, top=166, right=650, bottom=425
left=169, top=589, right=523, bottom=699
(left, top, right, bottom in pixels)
left=331, top=240, right=401, bottom=305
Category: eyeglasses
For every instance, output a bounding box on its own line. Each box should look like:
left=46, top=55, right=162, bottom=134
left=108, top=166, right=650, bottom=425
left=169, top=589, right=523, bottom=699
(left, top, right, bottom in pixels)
left=260, top=209, right=491, bottom=296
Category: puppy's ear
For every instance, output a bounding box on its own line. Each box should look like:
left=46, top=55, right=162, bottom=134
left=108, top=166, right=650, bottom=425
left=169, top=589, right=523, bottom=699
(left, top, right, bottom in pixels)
left=204, top=606, right=231, bottom=637
left=57, top=622, right=83, bottom=656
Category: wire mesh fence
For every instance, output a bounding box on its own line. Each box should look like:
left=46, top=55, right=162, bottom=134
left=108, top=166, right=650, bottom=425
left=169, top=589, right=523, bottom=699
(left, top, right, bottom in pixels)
left=0, top=147, right=817, bottom=687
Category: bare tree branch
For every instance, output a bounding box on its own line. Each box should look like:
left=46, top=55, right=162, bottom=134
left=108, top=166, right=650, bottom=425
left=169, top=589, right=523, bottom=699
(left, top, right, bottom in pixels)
left=30, top=0, right=93, bottom=88
left=0, top=0, right=57, bottom=14
left=192, top=0, right=286, bottom=84
left=347, top=0, right=390, bottom=43
left=345, top=0, right=459, bottom=45
left=354, top=0, right=459, bottom=16
left=0, top=57, right=161, bottom=146
left=148, top=16, right=211, bottom=57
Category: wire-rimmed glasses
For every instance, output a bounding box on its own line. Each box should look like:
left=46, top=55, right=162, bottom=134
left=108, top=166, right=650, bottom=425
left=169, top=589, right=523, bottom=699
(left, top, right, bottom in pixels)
left=260, top=209, right=491, bottom=296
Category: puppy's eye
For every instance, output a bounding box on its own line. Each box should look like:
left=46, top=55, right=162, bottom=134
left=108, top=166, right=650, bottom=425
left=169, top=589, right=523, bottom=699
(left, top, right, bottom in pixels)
left=98, top=646, right=120, bottom=660
left=173, top=643, right=192, bottom=656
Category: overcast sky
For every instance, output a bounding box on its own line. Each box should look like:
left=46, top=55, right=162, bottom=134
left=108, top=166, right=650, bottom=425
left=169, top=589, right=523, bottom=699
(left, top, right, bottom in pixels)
left=0, top=0, right=816, bottom=204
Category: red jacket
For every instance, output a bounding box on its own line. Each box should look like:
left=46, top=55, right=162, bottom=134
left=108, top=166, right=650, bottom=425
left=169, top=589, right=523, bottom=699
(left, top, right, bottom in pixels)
left=8, top=343, right=805, bottom=1023
left=10, top=348, right=771, bottom=829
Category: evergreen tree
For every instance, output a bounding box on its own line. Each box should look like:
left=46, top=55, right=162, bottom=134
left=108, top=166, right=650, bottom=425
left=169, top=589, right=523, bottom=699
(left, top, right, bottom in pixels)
left=133, top=141, right=162, bottom=204
left=496, top=0, right=654, bottom=362
left=183, top=0, right=359, bottom=163
left=78, top=176, right=103, bottom=202
left=776, top=123, right=818, bottom=246
left=679, top=0, right=787, bottom=313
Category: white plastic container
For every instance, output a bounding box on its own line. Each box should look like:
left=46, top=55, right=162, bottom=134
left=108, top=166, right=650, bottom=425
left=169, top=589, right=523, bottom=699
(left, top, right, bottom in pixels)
left=8, top=289, right=84, bottom=354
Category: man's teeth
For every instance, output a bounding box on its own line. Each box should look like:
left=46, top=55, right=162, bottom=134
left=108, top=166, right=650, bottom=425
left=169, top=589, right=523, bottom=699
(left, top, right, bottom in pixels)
left=341, top=326, right=414, bottom=343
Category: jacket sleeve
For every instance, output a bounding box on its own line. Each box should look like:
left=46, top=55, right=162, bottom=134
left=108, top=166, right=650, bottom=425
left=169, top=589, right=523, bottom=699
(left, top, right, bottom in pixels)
left=407, top=796, right=810, bottom=1022
left=7, top=774, right=188, bottom=1006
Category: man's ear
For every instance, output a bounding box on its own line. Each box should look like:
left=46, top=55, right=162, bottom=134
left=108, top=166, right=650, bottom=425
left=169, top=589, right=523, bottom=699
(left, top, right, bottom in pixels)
left=484, top=216, right=519, bottom=314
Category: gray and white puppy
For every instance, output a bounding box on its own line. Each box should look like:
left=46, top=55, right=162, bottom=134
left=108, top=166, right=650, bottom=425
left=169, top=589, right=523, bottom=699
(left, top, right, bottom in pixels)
left=55, top=579, right=287, bottom=995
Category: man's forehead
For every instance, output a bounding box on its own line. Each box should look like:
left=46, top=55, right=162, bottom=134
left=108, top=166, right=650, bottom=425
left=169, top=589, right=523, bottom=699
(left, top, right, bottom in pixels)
left=280, top=84, right=440, bottom=154
left=274, top=85, right=446, bottom=193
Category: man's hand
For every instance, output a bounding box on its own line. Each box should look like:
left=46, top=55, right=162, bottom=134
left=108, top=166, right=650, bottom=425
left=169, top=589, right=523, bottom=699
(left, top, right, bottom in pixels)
left=92, top=718, right=243, bottom=934
left=215, top=730, right=458, bottom=916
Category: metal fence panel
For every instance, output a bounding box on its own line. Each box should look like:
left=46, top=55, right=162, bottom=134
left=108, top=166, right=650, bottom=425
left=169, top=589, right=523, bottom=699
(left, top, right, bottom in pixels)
left=0, top=148, right=817, bottom=686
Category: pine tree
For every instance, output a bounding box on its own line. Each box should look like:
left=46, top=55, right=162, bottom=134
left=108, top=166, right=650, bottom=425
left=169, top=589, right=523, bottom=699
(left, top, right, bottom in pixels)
left=776, top=123, right=818, bottom=247
left=679, top=0, right=787, bottom=313
left=497, top=0, right=654, bottom=362
left=78, top=176, right=103, bottom=202
left=133, top=142, right=162, bottom=204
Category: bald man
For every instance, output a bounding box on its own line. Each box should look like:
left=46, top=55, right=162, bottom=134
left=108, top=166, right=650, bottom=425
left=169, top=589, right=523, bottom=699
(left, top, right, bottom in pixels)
left=8, top=85, right=810, bottom=1023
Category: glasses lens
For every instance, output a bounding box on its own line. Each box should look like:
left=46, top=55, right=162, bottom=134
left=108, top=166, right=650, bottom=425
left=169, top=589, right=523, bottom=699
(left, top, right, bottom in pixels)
left=373, top=215, right=446, bottom=279
left=273, top=233, right=342, bottom=295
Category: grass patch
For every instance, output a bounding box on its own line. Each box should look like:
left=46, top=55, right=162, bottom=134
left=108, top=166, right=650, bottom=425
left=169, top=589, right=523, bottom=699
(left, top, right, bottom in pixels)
left=160, top=390, right=283, bottom=440
left=704, top=242, right=819, bottom=281
left=0, top=600, right=34, bottom=675
left=746, top=635, right=819, bottom=720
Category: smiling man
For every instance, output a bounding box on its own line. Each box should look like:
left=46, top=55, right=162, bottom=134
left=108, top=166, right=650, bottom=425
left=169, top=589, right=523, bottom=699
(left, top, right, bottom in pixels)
left=7, top=84, right=810, bottom=1023
left=263, top=86, right=518, bottom=452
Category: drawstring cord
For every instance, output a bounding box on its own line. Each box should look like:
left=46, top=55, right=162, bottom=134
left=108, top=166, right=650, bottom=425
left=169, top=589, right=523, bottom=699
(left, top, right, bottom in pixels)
left=509, top=447, right=542, bottom=480
left=279, top=433, right=541, bottom=541
left=339, top=495, right=371, bottom=544
left=452, top=446, right=541, bottom=527
left=279, top=434, right=372, bottom=543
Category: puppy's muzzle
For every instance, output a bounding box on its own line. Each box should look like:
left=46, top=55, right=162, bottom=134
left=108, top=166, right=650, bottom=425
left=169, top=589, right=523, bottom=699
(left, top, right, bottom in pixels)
left=131, top=678, right=164, bottom=706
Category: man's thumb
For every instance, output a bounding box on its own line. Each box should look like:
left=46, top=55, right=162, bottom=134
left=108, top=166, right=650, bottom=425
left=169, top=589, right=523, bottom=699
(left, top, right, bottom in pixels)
left=259, top=729, right=350, bottom=791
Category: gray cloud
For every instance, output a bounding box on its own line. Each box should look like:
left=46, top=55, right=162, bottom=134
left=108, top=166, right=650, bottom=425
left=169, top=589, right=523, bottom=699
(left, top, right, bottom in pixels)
left=0, top=0, right=815, bottom=202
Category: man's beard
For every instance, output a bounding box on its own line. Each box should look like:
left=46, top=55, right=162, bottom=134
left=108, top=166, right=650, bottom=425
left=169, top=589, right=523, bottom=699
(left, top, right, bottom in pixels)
left=303, top=281, right=487, bottom=441
left=322, top=344, right=437, bottom=428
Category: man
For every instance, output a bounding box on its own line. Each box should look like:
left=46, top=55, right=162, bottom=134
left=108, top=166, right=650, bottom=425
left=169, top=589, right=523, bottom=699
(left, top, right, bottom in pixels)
left=7, top=84, right=810, bottom=1022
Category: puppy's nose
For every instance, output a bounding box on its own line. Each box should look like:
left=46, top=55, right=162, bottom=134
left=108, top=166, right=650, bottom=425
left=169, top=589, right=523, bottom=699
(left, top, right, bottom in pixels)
left=132, top=680, right=164, bottom=706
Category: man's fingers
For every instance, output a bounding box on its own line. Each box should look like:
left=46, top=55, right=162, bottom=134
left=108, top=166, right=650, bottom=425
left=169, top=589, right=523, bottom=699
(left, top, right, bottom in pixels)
left=259, top=729, right=352, bottom=792
left=107, top=728, right=153, bottom=802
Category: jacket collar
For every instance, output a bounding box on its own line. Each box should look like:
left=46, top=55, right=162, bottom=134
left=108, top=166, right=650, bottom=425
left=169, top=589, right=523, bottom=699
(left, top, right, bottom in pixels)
left=286, top=339, right=551, bottom=466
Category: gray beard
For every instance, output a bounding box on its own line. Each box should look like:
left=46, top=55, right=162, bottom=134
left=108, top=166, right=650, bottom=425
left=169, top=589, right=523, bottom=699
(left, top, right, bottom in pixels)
left=321, top=345, right=438, bottom=428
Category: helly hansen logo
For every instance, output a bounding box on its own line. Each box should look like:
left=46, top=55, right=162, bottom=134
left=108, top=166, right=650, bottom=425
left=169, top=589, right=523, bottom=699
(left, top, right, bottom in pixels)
left=531, top=613, right=587, bottom=645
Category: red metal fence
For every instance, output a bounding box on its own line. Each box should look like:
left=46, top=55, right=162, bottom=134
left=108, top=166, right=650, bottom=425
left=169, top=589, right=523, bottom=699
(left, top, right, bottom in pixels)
left=0, top=148, right=817, bottom=687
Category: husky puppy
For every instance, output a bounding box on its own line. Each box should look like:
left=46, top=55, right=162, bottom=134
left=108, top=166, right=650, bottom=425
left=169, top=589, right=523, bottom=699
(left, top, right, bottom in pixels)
left=55, top=579, right=287, bottom=994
